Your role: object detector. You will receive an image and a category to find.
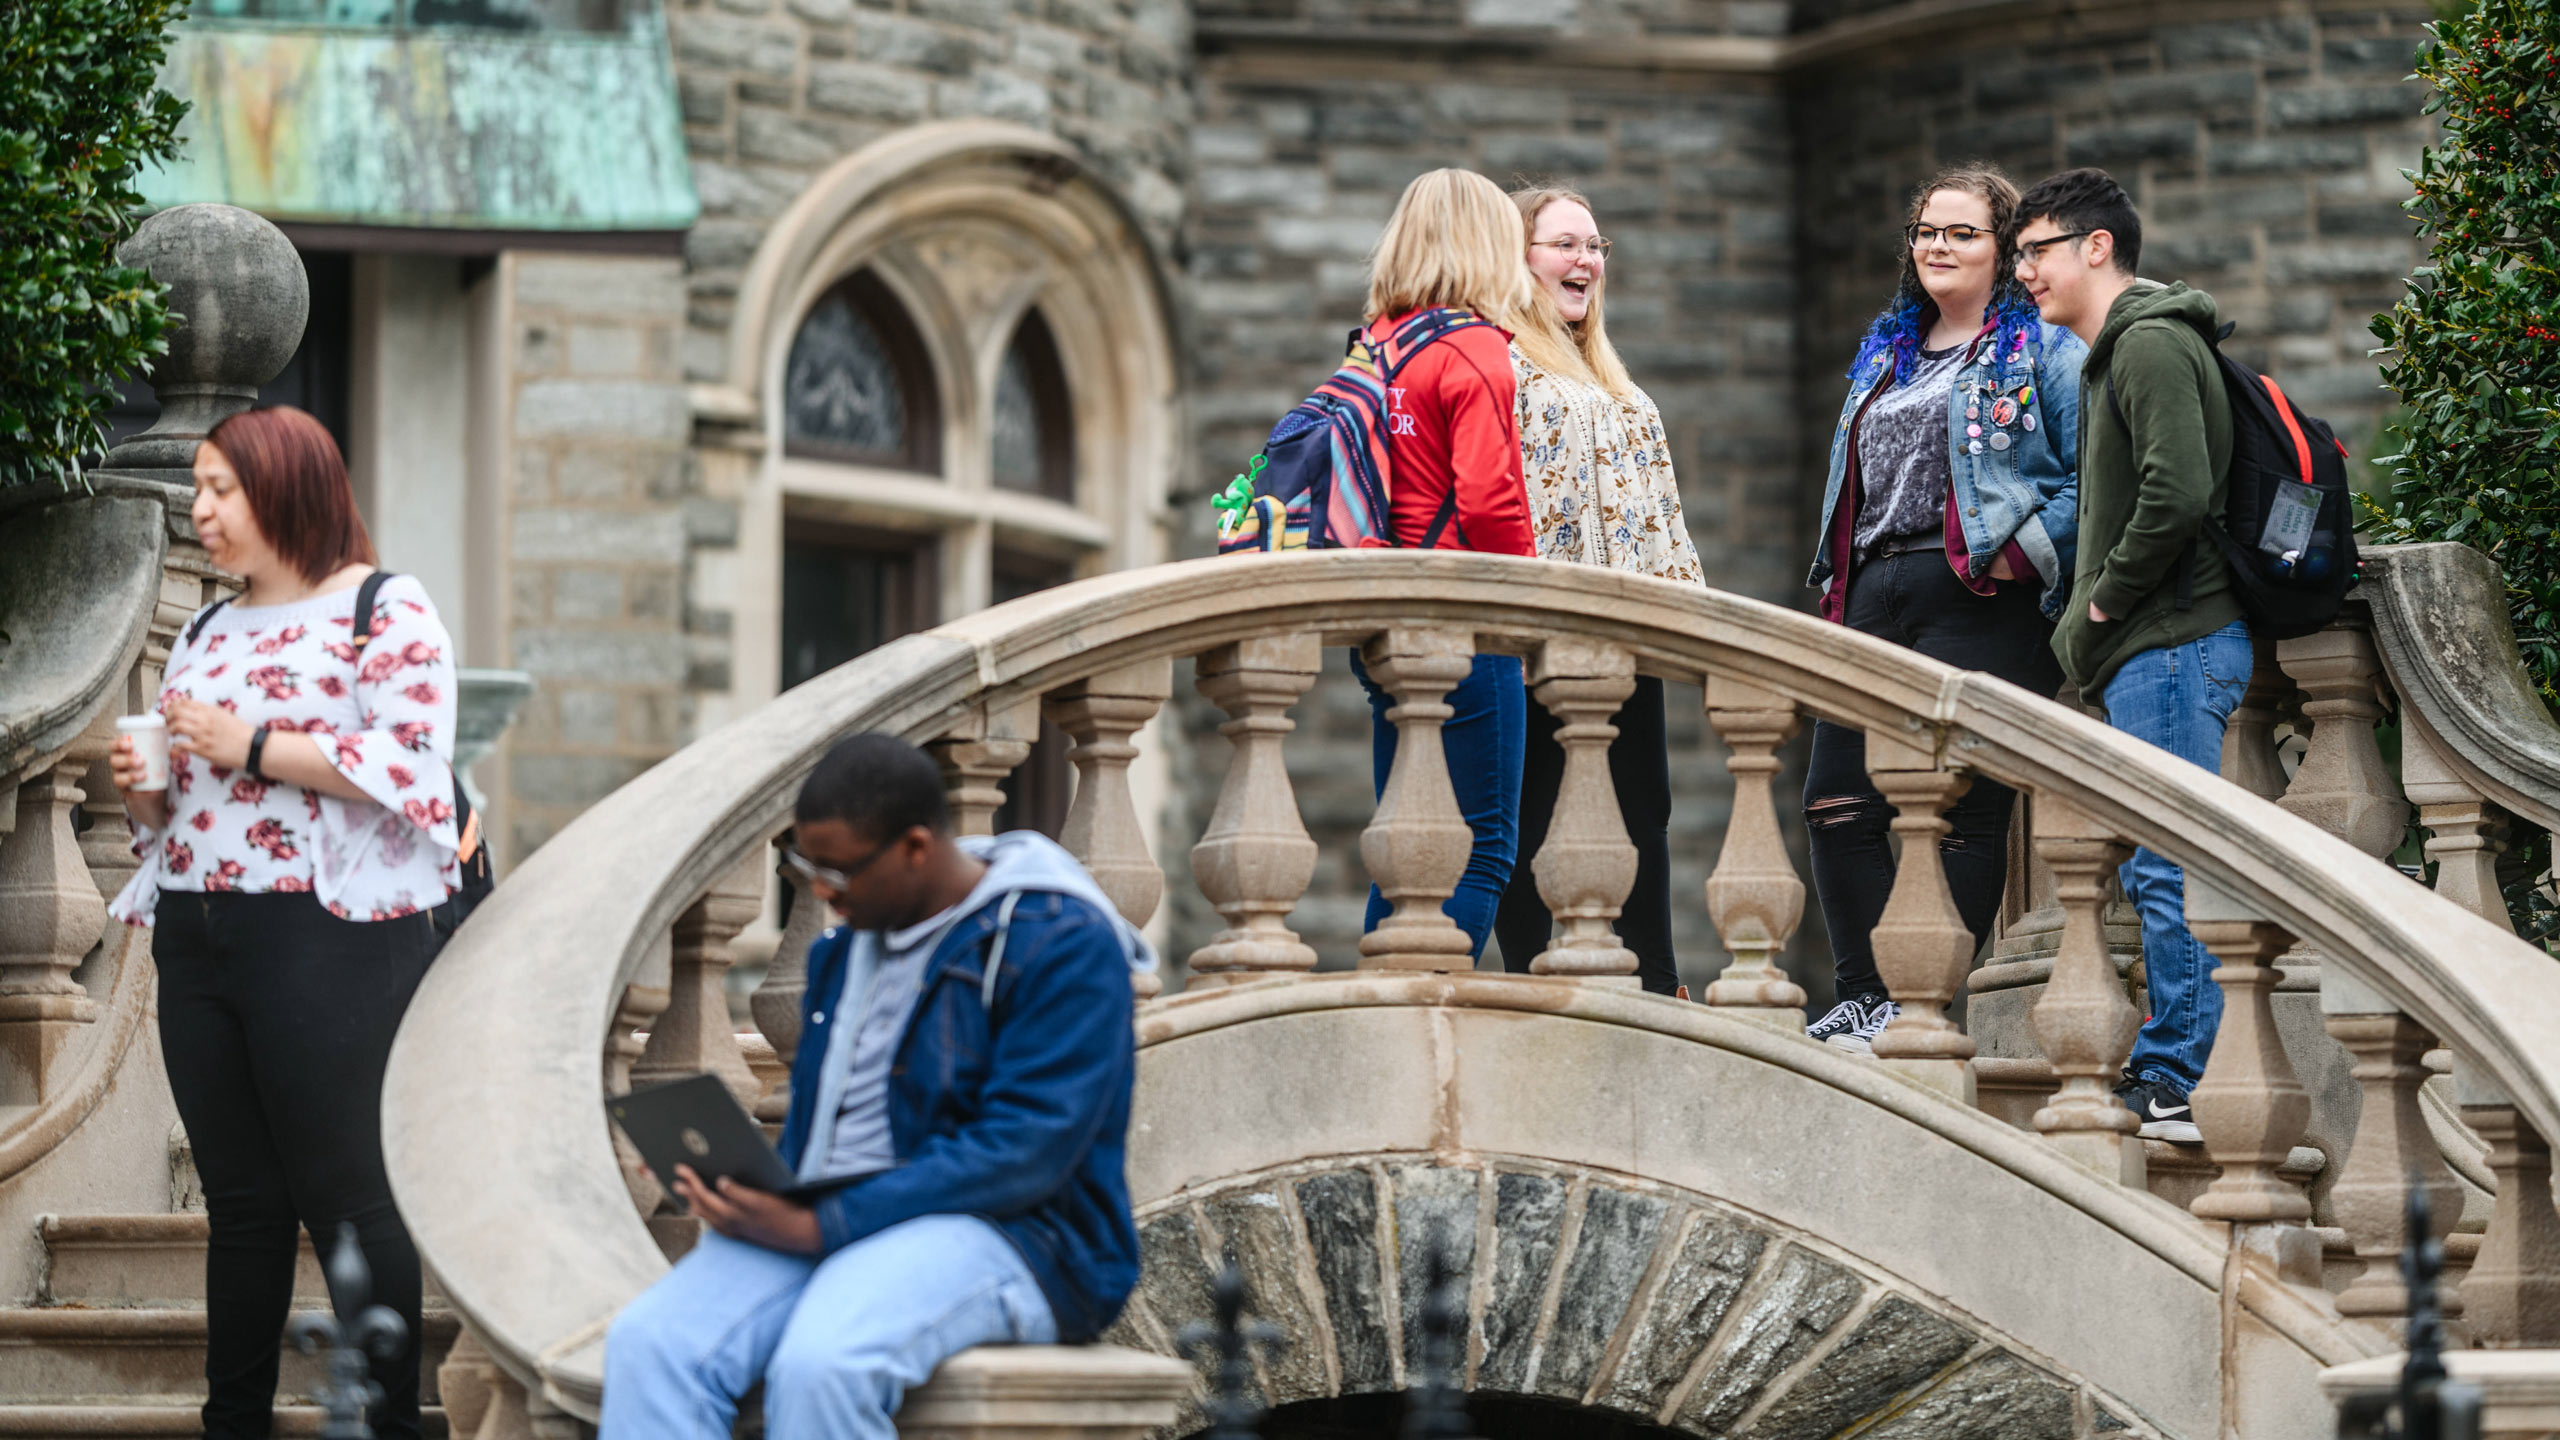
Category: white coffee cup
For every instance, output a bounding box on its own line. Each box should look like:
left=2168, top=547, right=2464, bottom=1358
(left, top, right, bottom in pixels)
left=117, top=714, right=170, bottom=792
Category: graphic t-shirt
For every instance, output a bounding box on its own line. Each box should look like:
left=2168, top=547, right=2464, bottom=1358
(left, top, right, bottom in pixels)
left=108, top=574, right=463, bottom=924
left=1852, top=340, right=1965, bottom=559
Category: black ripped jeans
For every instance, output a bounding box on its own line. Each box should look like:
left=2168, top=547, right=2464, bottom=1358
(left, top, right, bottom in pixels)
left=153, top=891, right=439, bottom=1440
left=1495, top=674, right=1678, bottom=994
left=1804, top=548, right=2063, bottom=1004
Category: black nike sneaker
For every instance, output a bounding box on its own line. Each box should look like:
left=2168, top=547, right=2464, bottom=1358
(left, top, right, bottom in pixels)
left=2118, top=1077, right=2202, bottom=1145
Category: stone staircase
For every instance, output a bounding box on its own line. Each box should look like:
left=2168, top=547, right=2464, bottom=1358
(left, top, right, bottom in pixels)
left=0, top=1214, right=455, bottom=1438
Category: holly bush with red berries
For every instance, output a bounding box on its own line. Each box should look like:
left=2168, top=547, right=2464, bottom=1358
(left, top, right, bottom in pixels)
left=2365, top=0, right=2560, bottom=698
left=2362, top=0, right=2560, bottom=940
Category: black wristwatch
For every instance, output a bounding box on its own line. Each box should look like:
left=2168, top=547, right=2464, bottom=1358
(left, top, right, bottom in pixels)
left=245, top=725, right=271, bottom=781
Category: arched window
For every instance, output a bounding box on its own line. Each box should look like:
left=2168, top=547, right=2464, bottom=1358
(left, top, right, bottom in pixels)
left=990, top=309, right=1074, bottom=503
left=783, top=270, right=938, bottom=472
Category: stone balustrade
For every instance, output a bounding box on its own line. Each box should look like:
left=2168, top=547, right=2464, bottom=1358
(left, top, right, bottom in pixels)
left=377, top=548, right=2560, bottom=1429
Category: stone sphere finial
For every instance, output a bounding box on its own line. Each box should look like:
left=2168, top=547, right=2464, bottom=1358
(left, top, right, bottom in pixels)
left=95, top=203, right=310, bottom=488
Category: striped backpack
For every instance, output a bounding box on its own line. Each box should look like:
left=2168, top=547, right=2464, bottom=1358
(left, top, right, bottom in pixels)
left=1215, top=307, right=1493, bottom=554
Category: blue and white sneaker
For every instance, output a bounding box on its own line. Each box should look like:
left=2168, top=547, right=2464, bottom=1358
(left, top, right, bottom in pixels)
left=2117, top=1076, right=2203, bottom=1144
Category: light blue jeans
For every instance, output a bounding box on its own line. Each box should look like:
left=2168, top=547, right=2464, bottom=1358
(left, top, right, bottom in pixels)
left=2102, top=620, right=2253, bottom=1093
left=600, top=1216, right=1056, bottom=1440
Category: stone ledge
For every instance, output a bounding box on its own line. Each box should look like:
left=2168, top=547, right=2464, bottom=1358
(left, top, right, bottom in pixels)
left=2319, top=1349, right=2560, bottom=1437
left=897, top=1345, right=1192, bottom=1439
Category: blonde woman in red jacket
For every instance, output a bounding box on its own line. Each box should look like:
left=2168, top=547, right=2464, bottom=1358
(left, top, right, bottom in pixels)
left=1352, top=168, right=1537, bottom=957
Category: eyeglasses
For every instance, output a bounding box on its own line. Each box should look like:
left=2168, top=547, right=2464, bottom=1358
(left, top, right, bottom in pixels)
left=2015, top=231, right=2094, bottom=268
left=1531, top=238, right=1613, bottom=259
left=1906, top=223, right=1993, bottom=249
left=781, top=840, right=894, bottom=892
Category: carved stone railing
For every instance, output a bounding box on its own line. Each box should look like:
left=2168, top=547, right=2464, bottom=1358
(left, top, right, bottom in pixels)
left=380, top=550, right=2560, bottom=1420
left=0, top=202, right=308, bottom=1186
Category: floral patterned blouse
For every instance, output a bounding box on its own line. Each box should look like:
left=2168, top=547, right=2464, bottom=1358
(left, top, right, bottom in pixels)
left=109, top=574, right=462, bottom=925
left=1512, top=343, right=1706, bottom=585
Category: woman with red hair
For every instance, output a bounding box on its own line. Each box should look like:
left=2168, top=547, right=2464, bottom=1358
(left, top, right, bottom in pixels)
left=106, top=405, right=455, bottom=1440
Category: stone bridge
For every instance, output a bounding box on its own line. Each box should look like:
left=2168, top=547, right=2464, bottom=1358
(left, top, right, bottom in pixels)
left=357, top=551, right=2560, bottom=1439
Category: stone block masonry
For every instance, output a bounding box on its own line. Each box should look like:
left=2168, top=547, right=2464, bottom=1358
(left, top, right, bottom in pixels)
left=496, top=254, right=698, bottom=863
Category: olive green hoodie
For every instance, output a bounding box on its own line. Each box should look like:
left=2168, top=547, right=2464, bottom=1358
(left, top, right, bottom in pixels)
left=2051, top=281, right=2240, bottom=695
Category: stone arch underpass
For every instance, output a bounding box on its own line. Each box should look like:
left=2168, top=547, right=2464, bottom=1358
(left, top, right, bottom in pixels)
left=1106, top=974, right=2376, bottom=1440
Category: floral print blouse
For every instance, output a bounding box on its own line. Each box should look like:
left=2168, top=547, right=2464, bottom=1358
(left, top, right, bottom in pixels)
left=1512, top=343, right=1705, bottom=585
left=109, top=574, right=463, bottom=924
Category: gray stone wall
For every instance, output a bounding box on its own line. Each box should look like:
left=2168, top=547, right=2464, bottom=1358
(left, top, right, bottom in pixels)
left=1167, top=26, right=1807, bottom=988
left=498, top=254, right=697, bottom=859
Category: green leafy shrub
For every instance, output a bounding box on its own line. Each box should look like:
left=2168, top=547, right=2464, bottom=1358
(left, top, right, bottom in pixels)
left=0, top=0, right=190, bottom=489
left=2365, top=0, right=2560, bottom=708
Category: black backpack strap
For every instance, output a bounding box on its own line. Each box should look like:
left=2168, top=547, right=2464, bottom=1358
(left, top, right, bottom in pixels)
left=184, top=598, right=232, bottom=647
left=349, top=571, right=394, bottom=653
left=1418, top=490, right=1463, bottom=550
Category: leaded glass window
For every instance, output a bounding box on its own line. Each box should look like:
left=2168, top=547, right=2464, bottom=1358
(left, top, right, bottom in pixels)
left=990, top=310, right=1074, bottom=502
left=784, top=271, right=937, bottom=471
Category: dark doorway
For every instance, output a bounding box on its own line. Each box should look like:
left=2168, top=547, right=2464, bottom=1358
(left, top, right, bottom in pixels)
left=779, top=520, right=937, bottom=692
left=1250, top=1392, right=1693, bottom=1440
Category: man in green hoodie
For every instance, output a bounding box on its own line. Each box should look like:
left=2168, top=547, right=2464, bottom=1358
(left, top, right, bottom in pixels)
left=2014, top=167, right=2251, bottom=1147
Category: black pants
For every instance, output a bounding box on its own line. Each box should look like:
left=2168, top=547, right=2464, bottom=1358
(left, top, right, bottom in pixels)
left=1495, top=674, right=1678, bottom=994
left=154, top=891, right=439, bottom=1440
left=1804, top=550, right=2063, bottom=1003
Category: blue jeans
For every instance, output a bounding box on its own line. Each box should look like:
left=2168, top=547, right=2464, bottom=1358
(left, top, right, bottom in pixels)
left=1351, top=652, right=1525, bottom=958
left=600, top=1216, right=1056, bottom=1440
left=2102, top=620, right=2252, bottom=1092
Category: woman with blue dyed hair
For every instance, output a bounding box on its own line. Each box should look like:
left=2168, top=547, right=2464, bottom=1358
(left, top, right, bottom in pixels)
left=1799, top=163, right=2086, bottom=1055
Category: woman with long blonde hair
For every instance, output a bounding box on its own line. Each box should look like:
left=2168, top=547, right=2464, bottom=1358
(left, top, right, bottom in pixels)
left=1349, top=167, right=1538, bottom=958
left=1495, top=184, right=1703, bottom=995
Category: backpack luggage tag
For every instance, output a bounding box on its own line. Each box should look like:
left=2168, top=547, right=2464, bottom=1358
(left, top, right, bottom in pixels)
left=2261, top=481, right=2321, bottom=568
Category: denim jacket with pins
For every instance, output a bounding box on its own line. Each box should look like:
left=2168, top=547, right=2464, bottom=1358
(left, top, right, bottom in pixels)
left=1808, top=319, right=2087, bottom=622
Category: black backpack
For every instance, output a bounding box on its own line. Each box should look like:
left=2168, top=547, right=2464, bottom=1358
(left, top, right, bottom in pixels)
left=183, top=571, right=494, bottom=928
left=2105, top=318, right=2358, bottom=641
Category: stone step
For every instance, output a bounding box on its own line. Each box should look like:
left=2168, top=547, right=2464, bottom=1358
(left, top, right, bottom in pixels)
left=39, top=1215, right=450, bottom=1309
left=0, top=1307, right=457, bottom=1406
left=0, top=1402, right=447, bottom=1437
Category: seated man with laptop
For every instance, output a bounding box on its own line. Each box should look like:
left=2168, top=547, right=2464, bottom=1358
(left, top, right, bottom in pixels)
left=602, top=733, right=1153, bottom=1439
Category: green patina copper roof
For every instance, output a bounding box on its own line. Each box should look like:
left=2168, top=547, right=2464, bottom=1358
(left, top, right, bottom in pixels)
left=140, top=11, right=699, bottom=232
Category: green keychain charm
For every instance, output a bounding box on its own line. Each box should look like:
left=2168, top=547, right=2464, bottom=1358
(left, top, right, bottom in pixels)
left=1212, top=455, right=1266, bottom=537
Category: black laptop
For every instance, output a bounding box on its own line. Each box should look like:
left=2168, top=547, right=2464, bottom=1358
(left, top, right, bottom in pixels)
left=606, top=1073, right=838, bottom=1202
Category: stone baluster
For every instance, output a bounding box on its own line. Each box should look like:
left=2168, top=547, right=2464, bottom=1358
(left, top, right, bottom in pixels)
left=2276, top=616, right=2408, bottom=867
left=752, top=838, right=825, bottom=1127
left=931, top=698, right=1041, bottom=837
left=2399, top=718, right=2513, bottom=931
left=2028, top=796, right=2144, bottom=1186
left=2454, top=1065, right=2560, bottom=1346
left=2324, top=975, right=2464, bottom=1322
left=1355, top=628, right=1479, bottom=973
left=606, top=972, right=672, bottom=1216
left=1186, top=636, right=1322, bottom=987
left=1863, top=730, right=1976, bottom=1097
left=2184, top=879, right=2311, bottom=1226
left=0, top=722, right=112, bottom=1107
left=631, top=856, right=763, bottom=1113
left=77, top=752, right=138, bottom=904
left=1701, top=677, right=1808, bottom=1029
left=2221, top=634, right=2292, bottom=804
left=1526, top=638, right=1639, bottom=985
left=1047, top=660, right=1172, bottom=999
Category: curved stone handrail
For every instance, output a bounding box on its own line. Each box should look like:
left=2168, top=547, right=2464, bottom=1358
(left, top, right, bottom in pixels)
left=0, top=497, right=166, bottom=779
left=2362, top=542, right=2560, bottom=835
left=381, top=551, right=2560, bottom=1414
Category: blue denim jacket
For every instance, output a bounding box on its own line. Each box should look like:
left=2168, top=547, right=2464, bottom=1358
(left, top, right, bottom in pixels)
left=777, top=834, right=1146, bottom=1343
left=1808, top=321, right=2086, bottom=620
